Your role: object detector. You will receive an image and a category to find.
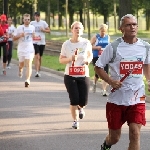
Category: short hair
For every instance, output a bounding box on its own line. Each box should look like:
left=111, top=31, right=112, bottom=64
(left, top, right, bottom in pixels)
left=71, top=21, right=84, bottom=30
left=23, top=13, right=30, bottom=18
left=34, top=12, right=40, bottom=16
left=99, top=24, right=108, bottom=30
left=120, top=14, right=137, bottom=27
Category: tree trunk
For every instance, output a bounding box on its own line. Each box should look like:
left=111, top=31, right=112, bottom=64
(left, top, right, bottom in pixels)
left=119, top=0, right=132, bottom=23
left=52, top=12, right=55, bottom=27
left=58, top=13, right=62, bottom=28
left=146, top=9, right=150, bottom=31
left=47, top=0, right=50, bottom=27
left=104, top=15, right=108, bottom=24
left=69, top=13, right=74, bottom=28
left=79, top=9, right=83, bottom=25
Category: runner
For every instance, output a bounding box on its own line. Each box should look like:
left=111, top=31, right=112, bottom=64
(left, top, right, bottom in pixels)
left=7, top=16, right=16, bottom=69
left=0, top=14, right=9, bottom=75
left=90, top=24, right=110, bottom=96
left=30, top=12, right=50, bottom=77
left=13, top=14, right=35, bottom=87
left=59, top=21, right=93, bottom=129
left=95, top=14, right=150, bottom=150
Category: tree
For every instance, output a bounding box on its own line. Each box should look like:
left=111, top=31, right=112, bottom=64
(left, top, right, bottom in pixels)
left=119, top=0, right=132, bottom=21
left=90, top=0, right=113, bottom=24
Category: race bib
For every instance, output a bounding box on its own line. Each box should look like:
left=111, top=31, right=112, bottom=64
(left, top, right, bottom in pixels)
left=120, top=61, right=143, bottom=77
left=33, top=36, right=41, bottom=41
left=69, top=66, right=85, bottom=76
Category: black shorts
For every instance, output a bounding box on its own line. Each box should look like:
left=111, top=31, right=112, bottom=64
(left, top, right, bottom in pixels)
left=64, top=75, right=90, bottom=107
left=33, top=44, right=45, bottom=56
left=92, top=57, right=109, bottom=78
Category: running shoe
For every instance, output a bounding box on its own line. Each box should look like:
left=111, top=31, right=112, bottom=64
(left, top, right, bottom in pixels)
left=102, top=90, right=107, bottom=97
left=72, top=121, right=79, bottom=129
left=6, top=65, right=11, bottom=69
left=35, top=72, right=41, bottom=77
left=2, top=70, right=6, bottom=75
left=18, top=70, right=23, bottom=78
left=79, top=108, right=85, bottom=119
left=25, top=80, right=30, bottom=88
left=92, top=84, right=96, bottom=93
left=101, top=141, right=111, bottom=150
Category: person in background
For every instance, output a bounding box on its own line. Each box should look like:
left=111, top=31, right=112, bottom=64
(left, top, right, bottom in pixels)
left=7, top=16, right=16, bottom=69
left=13, top=14, right=35, bottom=87
left=59, top=21, right=93, bottom=129
left=95, top=14, right=150, bottom=150
left=90, top=24, right=110, bottom=96
left=30, top=12, right=50, bottom=77
left=0, top=14, right=9, bottom=75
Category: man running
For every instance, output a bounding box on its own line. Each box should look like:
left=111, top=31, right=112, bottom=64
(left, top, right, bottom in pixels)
left=30, top=12, right=50, bottom=77
left=95, top=14, right=150, bottom=150
left=13, top=14, right=35, bottom=87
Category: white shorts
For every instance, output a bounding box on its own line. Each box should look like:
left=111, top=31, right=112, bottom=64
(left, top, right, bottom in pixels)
left=18, top=54, right=34, bottom=62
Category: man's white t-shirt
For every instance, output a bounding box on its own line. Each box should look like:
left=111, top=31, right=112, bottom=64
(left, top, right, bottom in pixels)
left=14, top=24, right=35, bottom=58
left=30, top=20, right=48, bottom=45
left=8, top=25, right=16, bottom=41
left=61, top=37, right=93, bottom=77
left=95, top=38, right=150, bottom=106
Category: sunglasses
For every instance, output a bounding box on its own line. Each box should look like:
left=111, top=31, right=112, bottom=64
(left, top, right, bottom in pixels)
left=24, top=19, right=30, bottom=21
left=74, top=27, right=82, bottom=29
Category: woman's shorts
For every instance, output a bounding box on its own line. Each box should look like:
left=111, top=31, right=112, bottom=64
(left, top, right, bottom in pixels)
left=64, top=75, right=90, bottom=107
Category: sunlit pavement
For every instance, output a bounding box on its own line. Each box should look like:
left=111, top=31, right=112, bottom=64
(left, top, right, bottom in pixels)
left=0, top=61, right=150, bottom=150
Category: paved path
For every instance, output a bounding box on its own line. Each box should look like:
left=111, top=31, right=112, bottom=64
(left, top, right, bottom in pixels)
left=0, top=61, right=150, bottom=150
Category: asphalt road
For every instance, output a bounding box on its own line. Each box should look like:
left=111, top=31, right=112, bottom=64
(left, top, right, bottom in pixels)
left=0, top=62, right=150, bottom=150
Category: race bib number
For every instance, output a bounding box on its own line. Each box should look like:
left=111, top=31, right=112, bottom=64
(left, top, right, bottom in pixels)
left=33, top=36, right=41, bottom=41
left=69, top=66, right=85, bottom=76
left=120, top=61, right=143, bottom=76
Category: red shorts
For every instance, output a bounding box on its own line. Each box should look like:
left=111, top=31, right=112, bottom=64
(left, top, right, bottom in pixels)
left=106, top=102, right=146, bottom=130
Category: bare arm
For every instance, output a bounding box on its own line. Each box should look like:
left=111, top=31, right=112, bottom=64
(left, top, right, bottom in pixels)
left=143, top=64, right=150, bottom=91
left=90, top=35, right=101, bottom=50
left=59, top=54, right=77, bottom=65
left=13, top=33, right=24, bottom=41
left=94, top=66, right=122, bottom=89
left=41, top=27, right=50, bottom=33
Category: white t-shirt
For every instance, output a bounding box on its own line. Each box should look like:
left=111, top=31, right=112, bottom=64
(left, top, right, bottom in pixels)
left=30, top=20, right=48, bottom=45
left=61, top=37, right=93, bottom=77
left=95, top=38, right=150, bottom=106
left=8, top=25, right=16, bottom=41
left=14, top=24, right=35, bottom=57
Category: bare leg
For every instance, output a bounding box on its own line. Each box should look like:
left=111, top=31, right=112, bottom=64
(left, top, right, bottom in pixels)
left=19, top=61, right=24, bottom=72
left=34, top=53, right=40, bottom=72
left=102, top=80, right=108, bottom=91
left=3, top=63, right=6, bottom=70
left=39, top=56, right=41, bottom=71
left=128, top=123, right=142, bottom=150
left=105, top=129, right=121, bottom=145
left=101, top=129, right=121, bottom=149
left=70, top=105, right=79, bottom=121
left=94, top=76, right=98, bottom=85
left=25, top=59, right=33, bottom=82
